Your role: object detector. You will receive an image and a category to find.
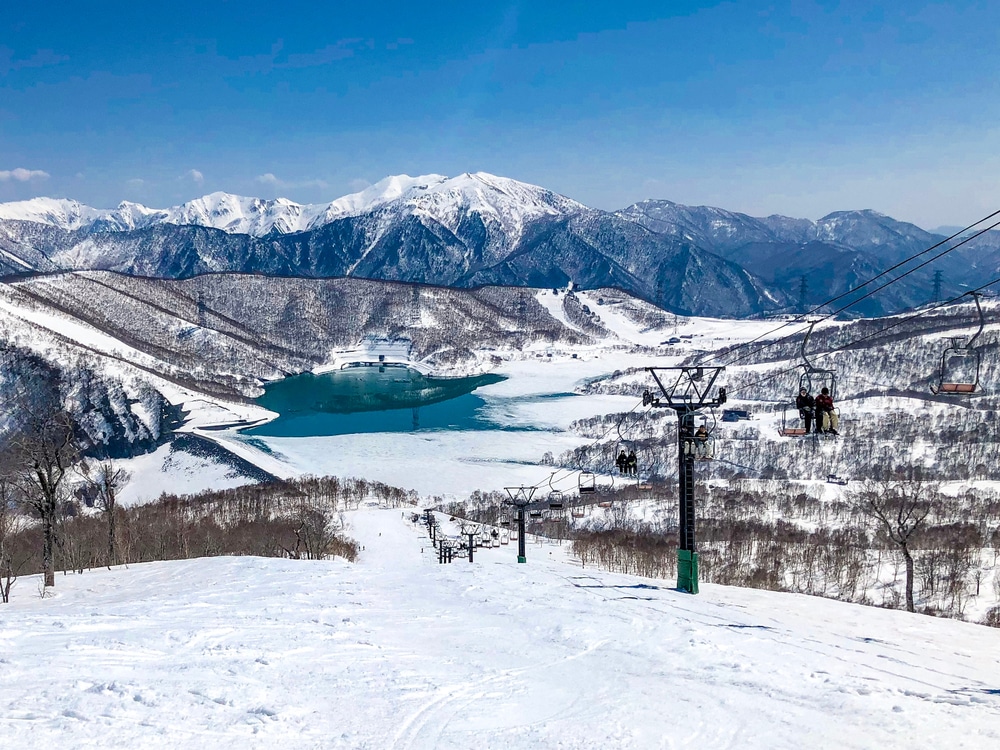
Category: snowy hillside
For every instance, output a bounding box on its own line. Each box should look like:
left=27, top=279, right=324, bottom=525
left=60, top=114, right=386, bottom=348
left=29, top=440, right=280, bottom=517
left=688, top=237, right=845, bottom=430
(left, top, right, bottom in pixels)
left=2, top=507, right=998, bottom=749
left=1, top=273, right=996, bottom=496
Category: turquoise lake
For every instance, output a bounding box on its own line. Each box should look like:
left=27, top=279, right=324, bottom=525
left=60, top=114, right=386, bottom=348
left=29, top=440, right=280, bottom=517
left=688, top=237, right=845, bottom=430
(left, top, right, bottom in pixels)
left=246, top=367, right=511, bottom=437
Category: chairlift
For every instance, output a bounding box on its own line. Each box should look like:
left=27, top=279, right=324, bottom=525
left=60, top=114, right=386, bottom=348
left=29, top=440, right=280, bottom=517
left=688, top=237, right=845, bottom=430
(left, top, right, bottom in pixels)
left=682, top=412, right=716, bottom=460
left=827, top=473, right=849, bottom=486
left=548, top=491, right=564, bottom=511
left=578, top=471, right=596, bottom=495
left=529, top=507, right=543, bottom=519
left=782, top=321, right=841, bottom=435
left=779, top=404, right=809, bottom=437
left=500, top=531, right=510, bottom=545
left=931, top=293, right=984, bottom=395
left=614, top=413, right=643, bottom=479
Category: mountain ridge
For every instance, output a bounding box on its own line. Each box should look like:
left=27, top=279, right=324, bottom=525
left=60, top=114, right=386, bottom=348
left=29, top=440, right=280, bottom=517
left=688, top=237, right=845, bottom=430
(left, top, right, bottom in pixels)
left=1, top=172, right=994, bottom=317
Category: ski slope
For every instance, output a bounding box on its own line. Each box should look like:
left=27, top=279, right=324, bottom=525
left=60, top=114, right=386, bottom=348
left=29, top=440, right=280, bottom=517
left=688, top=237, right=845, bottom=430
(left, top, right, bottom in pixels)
left=2, top=508, right=998, bottom=749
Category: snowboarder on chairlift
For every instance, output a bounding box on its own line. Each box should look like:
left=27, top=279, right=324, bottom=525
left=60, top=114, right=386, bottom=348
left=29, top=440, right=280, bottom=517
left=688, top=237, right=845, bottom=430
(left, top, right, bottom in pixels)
left=626, top=450, right=638, bottom=476
left=796, top=387, right=815, bottom=434
left=815, top=387, right=839, bottom=435
left=616, top=449, right=629, bottom=473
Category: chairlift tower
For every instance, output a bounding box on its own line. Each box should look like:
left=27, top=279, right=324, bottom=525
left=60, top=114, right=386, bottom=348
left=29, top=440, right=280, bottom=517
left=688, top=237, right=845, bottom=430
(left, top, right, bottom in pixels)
left=504, top=486, right=536, bottom=563
left=460, top=521, right=481, bottom=563
left=644, top=366, right=727, bottom=594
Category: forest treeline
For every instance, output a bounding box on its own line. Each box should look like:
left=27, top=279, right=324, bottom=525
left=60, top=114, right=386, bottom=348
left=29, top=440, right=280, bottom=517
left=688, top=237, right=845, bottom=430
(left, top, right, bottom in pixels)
left=0, top=474, right=418, bottom=601
left=451, top=480, right=1000, bottom=627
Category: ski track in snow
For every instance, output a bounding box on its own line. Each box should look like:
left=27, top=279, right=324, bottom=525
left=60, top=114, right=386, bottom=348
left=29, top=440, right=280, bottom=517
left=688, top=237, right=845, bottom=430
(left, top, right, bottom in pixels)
left=2, top=508, right=998, bottom=750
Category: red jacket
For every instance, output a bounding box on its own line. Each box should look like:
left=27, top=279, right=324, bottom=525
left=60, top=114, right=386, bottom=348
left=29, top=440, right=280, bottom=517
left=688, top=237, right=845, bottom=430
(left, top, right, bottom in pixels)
left=815, top=394, right=834, bottom=412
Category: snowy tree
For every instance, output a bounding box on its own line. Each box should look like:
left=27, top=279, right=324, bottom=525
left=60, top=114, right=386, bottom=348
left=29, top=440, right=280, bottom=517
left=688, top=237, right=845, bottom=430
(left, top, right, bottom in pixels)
left=79, top=459, right=130, bottom=568
left=853, top=477, right=933, bottom=613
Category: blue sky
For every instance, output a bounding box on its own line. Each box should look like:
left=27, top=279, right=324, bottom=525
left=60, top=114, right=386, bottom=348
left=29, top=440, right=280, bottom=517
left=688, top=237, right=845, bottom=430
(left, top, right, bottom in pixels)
left=1, top=1, right=998, bottom=227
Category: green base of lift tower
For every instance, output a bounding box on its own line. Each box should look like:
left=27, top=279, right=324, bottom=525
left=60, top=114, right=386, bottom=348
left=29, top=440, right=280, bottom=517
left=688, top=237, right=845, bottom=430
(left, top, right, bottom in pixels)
left=677, top=549, right=699, bottom=594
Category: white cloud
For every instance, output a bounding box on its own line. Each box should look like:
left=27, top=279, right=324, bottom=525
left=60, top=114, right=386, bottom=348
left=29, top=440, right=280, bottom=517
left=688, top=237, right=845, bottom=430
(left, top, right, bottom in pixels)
left=126, top=178, right=145, bottom=188
left=255, top=173, right=281, bottom=187
left=183, top=169, right=205, bottom=185
left=0, top=167, right=50, bottom=182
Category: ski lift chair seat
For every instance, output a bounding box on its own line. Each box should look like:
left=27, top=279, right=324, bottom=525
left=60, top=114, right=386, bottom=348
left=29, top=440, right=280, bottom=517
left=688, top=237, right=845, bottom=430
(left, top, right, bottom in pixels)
left=940, top=383, right=976, bottom=393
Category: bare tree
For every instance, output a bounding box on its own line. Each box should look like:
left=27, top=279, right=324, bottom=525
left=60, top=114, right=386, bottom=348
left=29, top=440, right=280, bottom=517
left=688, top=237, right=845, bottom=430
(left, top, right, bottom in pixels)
left=853, top=477, right=933, bottom=613
left=80, top=460, right=131, bottom=568
left=11, top=410, right=78, bottom=588
left=0, top=475, right=26, bottom=603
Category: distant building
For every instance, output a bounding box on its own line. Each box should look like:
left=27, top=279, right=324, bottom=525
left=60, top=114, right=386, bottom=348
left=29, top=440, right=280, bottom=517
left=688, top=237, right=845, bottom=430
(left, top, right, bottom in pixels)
left=360, top=336, right=411, bottom=361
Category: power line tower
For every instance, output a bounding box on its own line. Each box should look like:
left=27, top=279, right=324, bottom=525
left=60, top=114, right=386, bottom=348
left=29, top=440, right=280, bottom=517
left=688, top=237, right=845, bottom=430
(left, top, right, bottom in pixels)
left=932, top=270, right=943, bottom=303
left=196, top=292, right=208, bottom=328
left=644, top=366, right=727, bottom=594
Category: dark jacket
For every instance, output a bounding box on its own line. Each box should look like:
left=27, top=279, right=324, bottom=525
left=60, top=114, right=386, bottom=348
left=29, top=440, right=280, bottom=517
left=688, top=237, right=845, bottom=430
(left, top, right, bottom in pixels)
left=796, top=393, right=815, bottom=412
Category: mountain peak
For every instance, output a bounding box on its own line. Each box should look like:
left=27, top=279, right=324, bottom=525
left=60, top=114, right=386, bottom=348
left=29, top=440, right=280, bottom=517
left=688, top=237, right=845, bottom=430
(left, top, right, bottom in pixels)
left=0, top=196, right=104, bottom=230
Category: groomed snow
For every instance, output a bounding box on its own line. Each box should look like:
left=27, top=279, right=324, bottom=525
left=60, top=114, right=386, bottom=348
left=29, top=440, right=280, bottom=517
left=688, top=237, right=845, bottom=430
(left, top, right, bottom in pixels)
left=2, top=508, right=998, bottom=749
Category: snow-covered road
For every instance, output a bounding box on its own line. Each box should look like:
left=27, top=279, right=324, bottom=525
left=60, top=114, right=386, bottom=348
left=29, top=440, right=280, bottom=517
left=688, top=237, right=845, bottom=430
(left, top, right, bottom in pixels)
left=2, top=508, right=998, bottom=749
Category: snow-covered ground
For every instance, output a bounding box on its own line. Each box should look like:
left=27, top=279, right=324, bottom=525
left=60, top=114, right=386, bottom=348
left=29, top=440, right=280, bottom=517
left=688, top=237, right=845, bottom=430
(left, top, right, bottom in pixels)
left=2, top=508, right=998, bottom=749
left=116, top=442, right=263, bottom=506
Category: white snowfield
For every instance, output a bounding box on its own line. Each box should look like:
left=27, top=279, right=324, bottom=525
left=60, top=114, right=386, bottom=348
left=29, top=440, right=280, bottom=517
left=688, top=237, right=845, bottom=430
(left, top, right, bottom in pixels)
left=2, top=508, right=998, bottom=750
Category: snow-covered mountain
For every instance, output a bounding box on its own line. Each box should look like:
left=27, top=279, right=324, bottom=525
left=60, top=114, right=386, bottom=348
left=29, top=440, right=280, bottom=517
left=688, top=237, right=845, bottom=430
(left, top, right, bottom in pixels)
left=0, top=172, right=586, bottom=239
left=0, top=174, right=775, bottom=317
left=617, top=200, right=977, bottom=314
left=0, top=196, right=109, bottom=231
left=618, top=201, right=942, bottom=262
left=2, top=173, right=994, bottom=317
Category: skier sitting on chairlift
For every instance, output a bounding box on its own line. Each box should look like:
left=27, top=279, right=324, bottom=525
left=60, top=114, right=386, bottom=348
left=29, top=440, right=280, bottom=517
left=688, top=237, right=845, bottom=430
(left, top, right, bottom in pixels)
left=796, top=387, right=815, bottom=434
left=694, top=425, right=710, bottom=459
left=815, top=387, right=839, bottom=435
left=626, top=450, right=638, bottom=476
left=616, top=449, right=629, bottom=474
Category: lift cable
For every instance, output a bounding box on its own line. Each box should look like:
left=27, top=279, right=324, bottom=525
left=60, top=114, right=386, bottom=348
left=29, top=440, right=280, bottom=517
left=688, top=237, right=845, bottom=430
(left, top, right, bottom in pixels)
left=723, top=277, right=1000, bottom=400
left=523, top=396, right=651, bottom=494
left=693, top=209, right=1000, bottom=370
left=715, top=215, right=1000, bottom=373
